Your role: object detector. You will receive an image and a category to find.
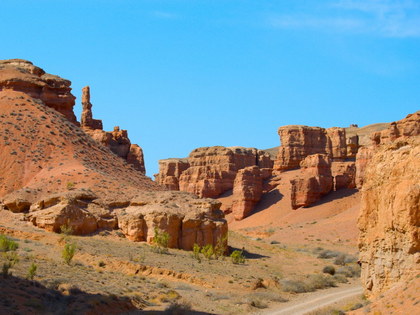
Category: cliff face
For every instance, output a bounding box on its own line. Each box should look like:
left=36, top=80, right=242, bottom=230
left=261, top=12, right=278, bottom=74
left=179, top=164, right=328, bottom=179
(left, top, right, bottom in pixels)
left=273, top=125, right=347, bottom=172
left=358, top=138, right=420, bottom=296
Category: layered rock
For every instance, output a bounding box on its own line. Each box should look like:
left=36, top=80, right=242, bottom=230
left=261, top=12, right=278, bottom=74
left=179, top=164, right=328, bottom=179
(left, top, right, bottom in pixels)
left=290, top=154, right=333, bottom=209
left=231, top=166, right=263, bottom=220
left=355, top=112, right=420, bottom=189
left=346, top=135, right=359, bottom=158
left=116, top=191, right=228, bottom=250
left=358, top=138, right=420, bottom=296
left=0, top=59, right=77, bottom=123
left=16, top=190, right=228, bottom=251
left=80, top=87, right=146, bottom=174
left=154, top=159, right=190, bottom=190
left=178, top=146, right=273, bottom=198
left=332, top=161, right=356, bottom=190
left=274, top=126, right=347, bottom=172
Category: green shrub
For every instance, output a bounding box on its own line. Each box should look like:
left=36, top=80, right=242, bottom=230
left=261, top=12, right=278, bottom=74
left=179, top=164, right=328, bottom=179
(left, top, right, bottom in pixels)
left=27, top=262, right=37, bottom=280
left=0, top=234, right=19, bottom=252
left=60, top=222, right=73, bottom=236
left=214, top=234, right=227, bottom=259
left=152, top=228, right=170, bottom=254
left=2, top=252, right=19, bottom=278
left=201, top=244, right=214, bottom=260
left=280, top=279, right=307, bottom=293
left=230, top=250, right=245, bottom=264
left=192, top=244, right=201, bottom=262
left=323, top=265, right=336, bottom=275
left=62, top=241, right=77, bottom=265
left=306, top=274, right=336, bottom=291
left=334, top=254, right=346, bottom=266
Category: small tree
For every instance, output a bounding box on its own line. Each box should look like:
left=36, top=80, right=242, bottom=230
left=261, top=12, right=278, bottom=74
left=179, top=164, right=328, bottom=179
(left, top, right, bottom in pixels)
left=62, top=242, right=77, bottom=265
left=214, top=234, right=227, bottom=259
left=152, top=228, right=170, bottom=254
left=1, top=234, right=19, bottom=278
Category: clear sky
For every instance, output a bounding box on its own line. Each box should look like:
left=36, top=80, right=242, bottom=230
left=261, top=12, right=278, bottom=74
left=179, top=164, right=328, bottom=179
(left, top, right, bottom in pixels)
left=2, top=0, right=419, bottom=176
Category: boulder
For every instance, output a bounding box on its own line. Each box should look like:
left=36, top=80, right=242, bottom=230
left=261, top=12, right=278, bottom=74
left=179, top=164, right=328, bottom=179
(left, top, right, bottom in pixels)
left=231, top=166, right=263, bottom=220
left=290, top=154, right=333, bottom=209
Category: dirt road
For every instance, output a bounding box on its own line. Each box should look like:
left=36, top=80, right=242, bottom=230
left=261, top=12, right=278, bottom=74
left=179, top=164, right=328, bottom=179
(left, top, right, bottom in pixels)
left=259, top=285, right=363, bottom=315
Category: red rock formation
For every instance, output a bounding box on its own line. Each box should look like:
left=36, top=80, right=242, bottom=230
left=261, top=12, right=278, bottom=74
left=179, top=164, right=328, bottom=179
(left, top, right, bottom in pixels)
left=358, top=138, right=419, bottom=296
left=332, top=161, right=356, bottom=190
left=274, top=126, right=347, bottom=172
left=355, top=112, right=420, bottom=189
left=80, top=86, right=103, bottom=130
left=346, top=134, right=359, bottom=158
left=154, top=159, right=190, bottom=190
left=371, top=111, right=420, bottom=145
left=0, top=59, right=77, bottom=123
left=231, top=166, right=263, bottom=220
left=116, top=191, right=228, bottom=250
left=178, top=146, right=272, bottom=198
left=80, top=87, right=146, bottom=174
left=290, top=154, right=333, bottom=209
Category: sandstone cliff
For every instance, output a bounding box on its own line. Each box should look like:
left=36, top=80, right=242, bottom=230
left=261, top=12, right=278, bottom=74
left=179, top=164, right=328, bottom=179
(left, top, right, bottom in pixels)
left=358, top=138, right=419, bottom=296
left=273, top=125, right=347, bottom=172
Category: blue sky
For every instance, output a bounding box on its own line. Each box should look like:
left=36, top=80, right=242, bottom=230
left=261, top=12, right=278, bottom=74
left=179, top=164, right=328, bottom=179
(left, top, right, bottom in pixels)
left=1, top=0, right=419, bottom=176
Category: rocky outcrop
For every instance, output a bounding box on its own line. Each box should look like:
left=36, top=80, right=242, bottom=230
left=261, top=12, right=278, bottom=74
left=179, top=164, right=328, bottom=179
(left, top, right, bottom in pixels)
left=231, top=166, right=263, bottom=220
left=80, top=87, right=146, bottom=174
left=371, top=111, right=420, bottom=145
left=80, top=86, right=103, bottom=130
left=346, top=135, right=359, bottom=158
left=358, top=138, right=420, bottom=296
left=178, top=146, right=272, bottom=198
left=116, top=191, right=228, bottom=250
left=332, top=161, right=356, bottom=190
left=15, top=190, right=228, bottom=251
left=290, top=154, right=333, bottom=209
left=355, top=112, right=420, bottom=189
left=274, top=126, right=347, bottom=172
left=154, top=159, right=190, bottom=190
left=0, top=59, right=77, bottom=123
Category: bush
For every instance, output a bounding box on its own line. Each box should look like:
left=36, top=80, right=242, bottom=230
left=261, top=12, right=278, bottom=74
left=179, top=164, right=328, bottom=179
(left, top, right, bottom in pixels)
left=27, top=262, right=37, bottom=280
left=0, top=234, right=19, bottom=252
left=214, top=234, right=227, bottom=259
left=60, top=223, right=73, bottom=236
left=201, top=244, right=214, bottom=260
left=230, top=250, right=245, bottom=264
left=334, top=254, right=346, bottom=266
left=192, top=244, right=201, bottom=262
left=336, top=264, right=361, bottom=278
left=280, top=279, right=307, bottom=293
left=323, top=265, right=336, bottom=275
left=152, top=228, right=170, bottom=254
left=2, top=252, right=19, bottom=278
left=62, top=242, right=77, bottom=265
left=317, top=250, right=341, bottom=259
left=306, top=274, right=336, bottom=291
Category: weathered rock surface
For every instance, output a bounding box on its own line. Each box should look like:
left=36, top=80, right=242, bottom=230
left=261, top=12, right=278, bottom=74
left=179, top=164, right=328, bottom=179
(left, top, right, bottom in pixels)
left=0, top=59, right=77, bottom=123
left=346, top=134, right=359, bottom=158
left=371, top=111, right=420, bottom=145
left=355, top=112, right=420, bottom=189
left=358, top=138, right=420, bottom=296
left=154, top=159, right=190, bottom=190
left=231, top=166, right=263, bottom=220
left=116, top=191, right=228, bottom=250
left=177, top=146, right=273, bottom=198
left=274, top=126, right=347, bottom=172
left=332, top=161, right=356, bottom=190
left=290, top=154, right=333, bottom=209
